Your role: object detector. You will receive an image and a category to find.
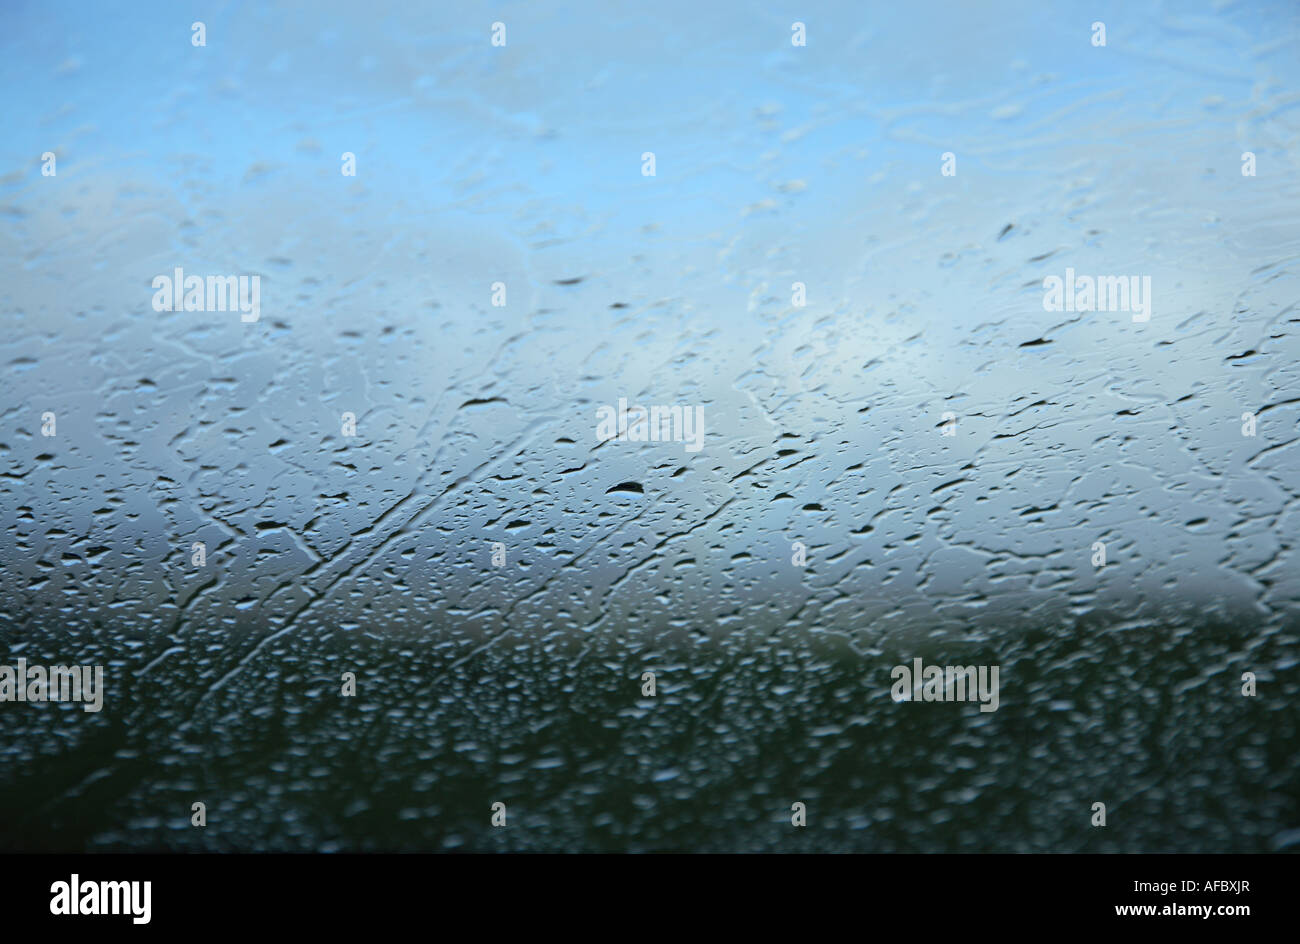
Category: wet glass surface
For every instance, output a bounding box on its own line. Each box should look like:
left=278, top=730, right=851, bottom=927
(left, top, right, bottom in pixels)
left=1, top=1, right=1298, bottom=851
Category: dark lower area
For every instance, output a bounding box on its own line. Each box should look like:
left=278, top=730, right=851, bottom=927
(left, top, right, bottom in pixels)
left=1, top=609, right=1295, bottom=852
